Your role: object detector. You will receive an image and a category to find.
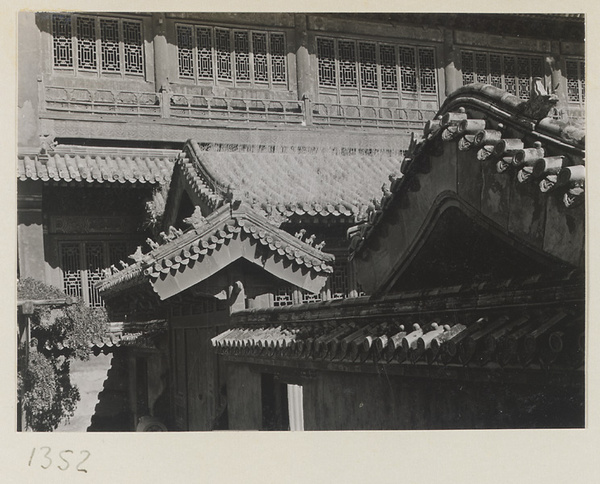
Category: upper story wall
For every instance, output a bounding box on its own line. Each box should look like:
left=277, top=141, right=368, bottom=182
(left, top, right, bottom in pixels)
left=19, top=12, right=585, bottom=152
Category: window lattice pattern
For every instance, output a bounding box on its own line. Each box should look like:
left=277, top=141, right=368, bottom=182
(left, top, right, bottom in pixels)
left=76, top=17, right=97, bottom=71
left=100, top=19, right=120, bottom=72
left=85, top=243, right=104, bottom=308
left=176, top=25, right=287, bottom=86
left=123, top=21, right=143, bottom=74
left=462, top=50, right=545, bottom=100
left=60, top=241, right=132, bottom=308
left=338, top=40, right=357, bottom=88
left=253, top=32, right=268, bottom=82
left=503, top=56, right=517, bottom=95
left=461, top=51, right=475, bottom=85
left=234, top=31, right=250, bottom=81
left=215, top=28, right=233, bottom=80
left=61, top=243, right=83, bottom=299
left=52, top=14, right=73, bottom=68
left=475, top=52, right=488, bottom=83
left=517, top=56, right=531, bottom=99
left=380, top=44, right=397, bottom=91
left=317, top=38, right=337, bottom=87
left=273, top=286, right=294, bottom=307
left=301, top=291, right=322, bottom=304
left=197, top=27, right=213, bottom=79
left=418, top=48, right=436, bottom=94
left=177, top=25, right=194, bottom=79
left=52, top=14, right=144, bottom=76
left=359, top=42, right=377, bottom=89
left=270, top=33, right=286, bottom=84
left=317, top=37, right=437, bottom=97
left=399, top=47, right=417, bottom=93
left=489, top=54, right=502, bottom=88
left=330, top=260, right=350, bottom=300
left=566, top=59, right=585, bottom=103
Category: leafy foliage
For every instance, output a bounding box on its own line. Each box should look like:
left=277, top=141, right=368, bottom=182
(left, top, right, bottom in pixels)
left=18, top=352, right=80, bottom=432
left=18, top=278, right=107, bottom=431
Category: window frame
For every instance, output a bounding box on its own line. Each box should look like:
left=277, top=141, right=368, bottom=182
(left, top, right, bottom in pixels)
left=459, top=48, right=547, bottom=100
left=51, top=13, right=146, bottom=79
left=315, top=35, right=439, bottom=103
left=175, top=22, right=289, bottom=89
left=57, top=238, right=137, bottom=308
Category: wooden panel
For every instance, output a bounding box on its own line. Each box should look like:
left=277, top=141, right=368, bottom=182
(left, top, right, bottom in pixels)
left=543, top=193, right=585, bottom=267
left=480, top=157, right=510, bottom=229
left=226, top=363, right=262, bottom=430
left=507, top=178, right=547, bottom=249
left=456, top=146, right=482, bottom=211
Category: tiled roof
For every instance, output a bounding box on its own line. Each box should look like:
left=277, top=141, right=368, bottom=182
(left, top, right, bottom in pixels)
left=97, top=203, right=335, bottom=297
left=17, top=146, right=177, bottom=184
left=183, top=140, right=403, bottom=220
left=53, top=320, right=167, bottom=350
left=213, top=272, right=584, bottom=370
left=350, top=83, right=586, bottom=257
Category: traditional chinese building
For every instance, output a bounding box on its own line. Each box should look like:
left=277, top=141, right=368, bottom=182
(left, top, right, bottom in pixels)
left=17, top=12, right=584, bottom=430
left=211, top=84, right=585, bottom=430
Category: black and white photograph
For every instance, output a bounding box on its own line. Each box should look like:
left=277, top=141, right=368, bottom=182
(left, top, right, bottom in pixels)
left=10, top=6, right=595, bottom=481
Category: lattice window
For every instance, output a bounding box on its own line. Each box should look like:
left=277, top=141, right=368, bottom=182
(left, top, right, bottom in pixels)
left=273, top=286, right=294, bottom=307
left=215, top=28, right=233, bottom=80
left=489, top=54, right=502, bottom=88
left=317, top=38, right=337, bottom=87
left=59, top=240, right=132, bottom=308
left=531, top=57, right=544, bottom=79
left=566, top=59, right=585, bottom=103
left=234, top=31, right=250, bottom=81
left=61, top=243, right=83, bottom=299
left=85, top=243, right=104, bottom=308
left=503, top=55, right=517, bottom=95
left=197, top=27, right=213, bottom=80
left=301, top=290, right=322, bottom=304
left=100, top=19, right=120, bottom=73
left=359, top=42, right=377, bottom=90
left=52, top=14, right=73, bottom=68
left=330, top=260, right=349, bottom=300
left=418, top=48, right=437, bottom=94
left=380, top=44, right=397, bottom=91
left=76, top=17, right=97, bottom=71
left=253, top=32, right=268, bottom=82
left=517, top=56, right=531, bottom=99
left=270, top=33, right=287, bottom=84
left=338, top=40, right=357, bottom=88
left=475, top=52, right=488, bottom=83
left=52, top=15, right=144, bottom=77
left=461, top=51, right=475, bottom=85
left=177, top=25, right=194, bottom=79
left=461, top=50, right=543, bottom=100
left=123, top=21, right=143, bottom=75
left=399, top=47, right=417, bottom=93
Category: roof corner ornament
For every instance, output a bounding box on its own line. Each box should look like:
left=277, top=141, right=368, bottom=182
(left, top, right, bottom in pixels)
left=183, top=206, right=207, bottom=229
left=39, top=134, right=56, bottom=164
left=518, top=77, right=559, bottom=120
left=128, top=246, right=144, bottom=263
left=146, top=238, right=160, bottom=250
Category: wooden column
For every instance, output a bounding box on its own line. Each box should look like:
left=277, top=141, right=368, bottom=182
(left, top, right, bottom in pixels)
left=17, top=181, right=46, bottom=282
left=443, top=28, right=461, bottom=98
left=152, top=13, right=171, bottom=118
left=549, top=41, right=569, bottom=119
left=294, top=13, right=314, bottom=124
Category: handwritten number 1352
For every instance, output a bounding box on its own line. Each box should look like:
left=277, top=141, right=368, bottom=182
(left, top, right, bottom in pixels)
left=28, top=447, right=90, bottom=472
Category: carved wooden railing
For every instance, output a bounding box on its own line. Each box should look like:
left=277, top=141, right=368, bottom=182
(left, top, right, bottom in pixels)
left=311, top=102, right=437, bottom=130
left=169, top=94, right=305, bottom=125
left=44, top=86, right=162, bottom=117
left=42, top=85, right=438, bottom=130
